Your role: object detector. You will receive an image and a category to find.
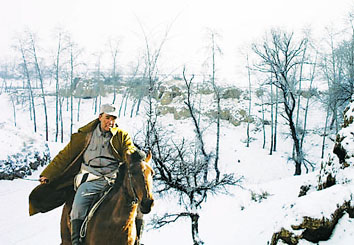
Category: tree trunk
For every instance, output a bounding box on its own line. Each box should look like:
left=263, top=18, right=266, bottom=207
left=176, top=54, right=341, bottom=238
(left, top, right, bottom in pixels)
left=321, top=102, right=331, bottom=159
left=30, top=34, right=48, bottom=141
left=94, top=96, right=98, bottom=115
left=190, top=213, right=203, bottom=245
left=296, top=45, right=307, bottom=130
left=135, top=96, right=142, bottom=116
left=28, top=93, right=32, bottom=121
left=99, top=95, right=102, bottom=113
left=77, top=98, right=81, bottom=122
left=55, top=34, right=61, bottom=142
left=183, top=70, right=210, bottom=182
left=124, top=93, right=129, bottom=116
left=273, top=86, right=279, bottom=152
left=1, top=78, right=6, bottom=94
left=59, top=97, right=64, bottom=143
left=10, top=95, right=16, bottom=127
left=330, top=35, right=339, bottom=135
left=246, top=55, right=252, bottom=147
left=110, top=40, right=118, bottom=105
left=130, top=99, right=137, bottom=117
left=19, top=40, right=37, bottom=133
left=285, top=96, right=303, bottom=175
left=112, top=86, right=116, bottom=104
left=261, top=93, right=266, bottom=149
left=210, top=33, right=221, bottom=182
left=70, top=49, right=74, bottom=136
left=270, top=81, right=274, bottom=155
left=215, top=95, right=221, bottom=182
left=119, top=92, right=127, bottom=117
left=301, top=56, right=317, bottom=149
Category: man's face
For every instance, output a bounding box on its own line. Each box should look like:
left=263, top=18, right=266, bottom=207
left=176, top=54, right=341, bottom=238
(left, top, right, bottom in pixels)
left=99, top=113, right=116, bottom=132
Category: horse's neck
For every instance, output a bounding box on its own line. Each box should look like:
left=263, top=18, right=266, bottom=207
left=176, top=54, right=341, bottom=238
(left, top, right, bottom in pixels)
left=110, top=174, right=138, bottom=221
left=85, top=175, right=138, bottom=245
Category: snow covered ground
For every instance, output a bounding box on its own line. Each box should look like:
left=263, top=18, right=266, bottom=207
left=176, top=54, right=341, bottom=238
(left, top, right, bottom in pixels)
left=0, top=90, right=353, bottom=244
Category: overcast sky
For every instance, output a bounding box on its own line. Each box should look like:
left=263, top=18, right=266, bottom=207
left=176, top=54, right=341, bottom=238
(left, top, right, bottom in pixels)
left=1, top=0, right=353, bottom=81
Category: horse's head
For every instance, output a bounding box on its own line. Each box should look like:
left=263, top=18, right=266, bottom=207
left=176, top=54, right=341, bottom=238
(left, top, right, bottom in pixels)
left=127, top=150, right=154, bottom=214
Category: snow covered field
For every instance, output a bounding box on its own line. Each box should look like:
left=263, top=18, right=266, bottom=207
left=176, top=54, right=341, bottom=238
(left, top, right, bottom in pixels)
left=0, top=91, right=353, bottom=245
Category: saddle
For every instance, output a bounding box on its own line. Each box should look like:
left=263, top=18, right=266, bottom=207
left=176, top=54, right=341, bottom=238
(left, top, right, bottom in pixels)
left=80, top=185, right=114, bottom=240
left=75, top=163, right=127, bottom=240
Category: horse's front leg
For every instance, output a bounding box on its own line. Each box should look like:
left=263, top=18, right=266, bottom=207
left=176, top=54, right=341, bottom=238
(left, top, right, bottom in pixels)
left=60, top=192, right=74, bottom=245
left=134, top=206, right=145, bottom=245
left=60, top=197, right=74, bottom=245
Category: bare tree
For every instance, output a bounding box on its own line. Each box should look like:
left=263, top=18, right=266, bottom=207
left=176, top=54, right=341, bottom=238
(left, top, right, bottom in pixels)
left=300, top=56, right=317, bottom=173
left=137, top=20, right=173, bottom=148
left=9, top=92, right=17, bottom=127
left=107, top=37, right=121, bottom=104
left=295, top=37, right=308, bottom=129
left=0, top=61, right=16, bottom=93
left=269, top=76, right=274, bottom=155
left=333, top=26, right=354, bottom=106
left=92, top=52, right=103, bottom=114
left=68, top=39, right=82, bottom=136
left=148, top=68, right=242, bottom=245
left=320, top=27, right=347, bottom=157
left=204, top=29, right=223, bottom=181
left=246, top=55, right=252, bottom=147
left=319, top=21, right=354, bottom=157
left=16, top=37, right=37, bottom=133
left=252, top=29, right=308, bottom=175
left=273, top=85, right=279, bottom=151
left=118, top=89, right=129, bottom=117
left=28, top=31, right=49, bottom=141
left=256, top=86, right=267, bottom=149
left=51, top=30, right=81, bottom=141
left=320, top=27, right=348, bottom=134
left=53, top=31, right=63, bottom=142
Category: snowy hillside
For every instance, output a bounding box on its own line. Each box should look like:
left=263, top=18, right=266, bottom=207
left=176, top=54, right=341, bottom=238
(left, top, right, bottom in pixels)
left=0, top=84, right=353, bottom=244
left=0, top=95, right=50, bottom=180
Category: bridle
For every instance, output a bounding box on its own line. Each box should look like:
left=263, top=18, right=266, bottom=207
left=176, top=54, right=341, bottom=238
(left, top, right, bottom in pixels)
left=80, top=162, right=141, bottom=239
left=126, top=163, right=139, bottom=206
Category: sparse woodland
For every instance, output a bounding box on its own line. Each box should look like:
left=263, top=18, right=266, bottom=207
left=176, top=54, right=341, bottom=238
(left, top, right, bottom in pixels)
left=1, top=12, right=354, bottom=245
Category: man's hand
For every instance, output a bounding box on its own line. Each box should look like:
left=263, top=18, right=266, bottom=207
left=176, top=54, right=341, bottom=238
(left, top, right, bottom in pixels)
left=39, top=176, right=49, bottom=184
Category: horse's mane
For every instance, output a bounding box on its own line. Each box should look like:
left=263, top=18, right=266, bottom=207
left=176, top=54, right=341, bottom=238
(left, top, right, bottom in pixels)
left=131, top=148, right=147, bottom=162
left=106, top=150, right=146, bottom=198
left=113, top=163, right=127, bottom=190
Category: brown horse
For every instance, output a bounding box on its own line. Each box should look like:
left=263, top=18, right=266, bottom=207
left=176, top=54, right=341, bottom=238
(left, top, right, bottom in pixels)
left=60, top=151, right=154, bottom=245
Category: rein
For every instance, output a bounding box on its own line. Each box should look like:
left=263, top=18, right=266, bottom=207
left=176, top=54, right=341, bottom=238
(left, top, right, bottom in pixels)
left=16, top=177, right=39, bottom=181
left=79, top=162, right=140, bottom=240
left=126, top=164, right=139, bottom=206
left=80, top=185, right=114, bottom=239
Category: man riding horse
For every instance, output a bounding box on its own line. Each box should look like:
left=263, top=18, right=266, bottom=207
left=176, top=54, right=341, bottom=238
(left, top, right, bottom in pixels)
left=29, top=104, right=145, bottom=245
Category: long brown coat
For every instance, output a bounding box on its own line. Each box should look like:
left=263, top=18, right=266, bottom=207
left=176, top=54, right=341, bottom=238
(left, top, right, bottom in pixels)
left=28, top=119, right=135, bottom=216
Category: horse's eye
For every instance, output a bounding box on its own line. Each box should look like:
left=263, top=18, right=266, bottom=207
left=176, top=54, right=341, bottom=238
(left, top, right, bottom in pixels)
left=150, top=169, right=155, bottom=177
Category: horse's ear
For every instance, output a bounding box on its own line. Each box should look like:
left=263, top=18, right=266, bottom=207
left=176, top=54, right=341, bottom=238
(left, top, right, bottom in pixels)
left=145, top=150, right=152, bottom=163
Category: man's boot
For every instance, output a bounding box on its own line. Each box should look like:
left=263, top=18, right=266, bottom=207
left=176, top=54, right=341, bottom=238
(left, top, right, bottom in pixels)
left=71, top=219, right=84, bottom=245
left=135, top=218, right=144, bottom=245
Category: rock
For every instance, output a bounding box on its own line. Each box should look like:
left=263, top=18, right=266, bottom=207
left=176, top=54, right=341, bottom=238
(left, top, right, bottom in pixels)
left=159, top=84, right=184, bottom=105
left=157, top=106, right=176, bottom=116
left=160, top=91, right=174, bottom=105
left=318, top=100, right=354, bottom=189
left=271, top=201, right=353, bottom=244
left=271, top=228, right=299, bottom=245
left=0, top=150, right=50, bottom=180
left=298, top=185, right=311, bottom=197
left=271, top=99, right=354, bottom=244
left=173, top=107, right=191, bottom=120
left=221, top=87, right=243, bottom=99
left=197, top=83, right=214, bottom=95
